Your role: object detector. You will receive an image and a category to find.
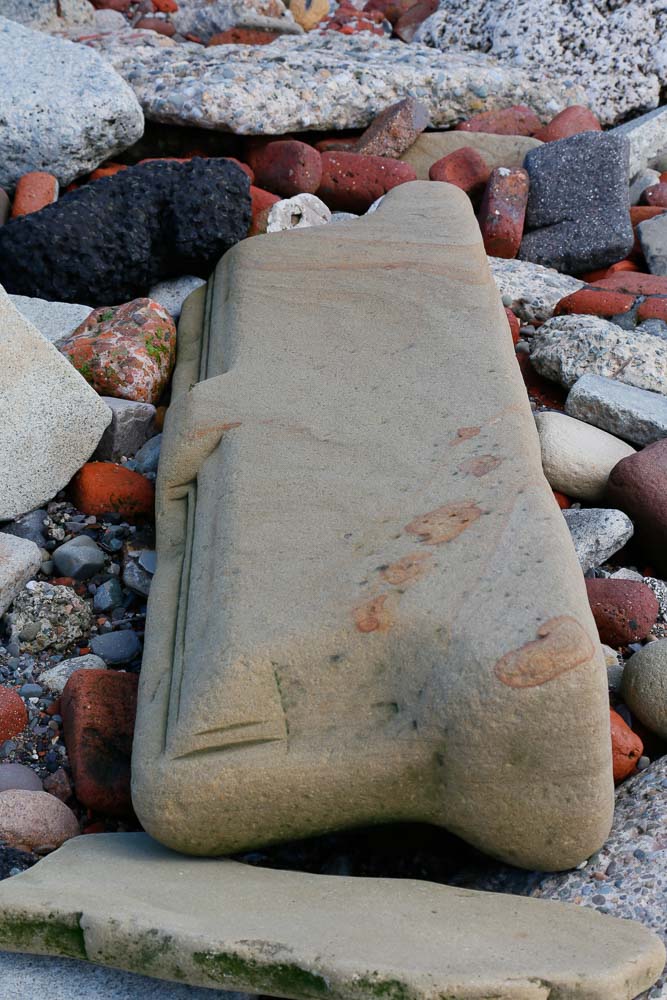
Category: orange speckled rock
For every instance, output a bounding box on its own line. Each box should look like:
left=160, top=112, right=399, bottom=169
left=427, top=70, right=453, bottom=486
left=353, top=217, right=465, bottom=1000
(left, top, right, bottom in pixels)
left=11, top=172, right=58, bottom=218
left=610, top=708, right=643, bottom=783
left=0, top=687, right=27, bottom=742
left=60, top=299, right=176, bottom=406
left=70, top=463, right=155, bottom=521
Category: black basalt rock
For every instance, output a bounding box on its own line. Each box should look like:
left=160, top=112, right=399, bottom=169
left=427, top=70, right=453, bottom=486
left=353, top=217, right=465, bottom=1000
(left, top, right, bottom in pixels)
left=0, top=158, right=252, bottom=307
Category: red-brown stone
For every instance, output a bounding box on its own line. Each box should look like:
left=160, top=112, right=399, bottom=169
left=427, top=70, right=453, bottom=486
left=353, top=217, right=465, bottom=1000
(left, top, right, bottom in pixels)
left=0, top=687, right=27, bottom=743
left=252, top=140, right=323, bottom=197
left=515, top=352, right=566, bottom=410
left=504, top=307, right=520, bottom=344
left=610, top=708, right=643, bottom=783
left=532, top=106, right=601, bottom=143
left=355, top=97, right=430, bottom=159
left=248, top=185, right=281, bottom=236
left=11, top=172, right=58, bottom=218
left=135, top=16, right=176, bottom=34
left=455, top=105, right=542, bottom=137
left=606, top=439, right=667, bottom=573
left=61, top=669, right=138, bottom=818
left=585, top=578, right=659, bottom=647
left=637, top=296, right=667, bottom=322
left=393, top=0, right=437, bottom=40
left=363, top=0, right=417, bottom=24
left=317, top=151, right=416, bottom=212
left=478, top=166, right=529, bottom=258
left=554, top=287, right=635, bottom=318
left=69, top=463, right=155, bottom=521
left=591, top=272, right=667, bottom=296
left=429, top=146, right=490, bottom=199
left=208, top=27, right=279, bottom=44
left=630, top=206, right=667, bottom=226
left=152, top=0, right=178, bottom=11
left=642, top=183, right=667, bottom=208
left=552, top=490, right=571, bottom=509
left=89, top=163, right=128, bottom=182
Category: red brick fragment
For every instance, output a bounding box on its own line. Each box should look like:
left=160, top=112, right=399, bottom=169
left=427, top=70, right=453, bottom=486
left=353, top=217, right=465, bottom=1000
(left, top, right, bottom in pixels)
left=637, top=297, right=667, bottom=322
left=582, top=260, right=642, bottom=282
left=248, top=185, right=281, bottom=235
left=317, top=151, right=416, bottom=212
left=91, top=0, right=132, bottom=8
left=478, top=166, right=529, bottom=258
left=11, top=172, right=58, bottom=218
left=393, top=0, right=437, bottom=40
left=315, top=138, right=359, bottom=153
left=363, top=0, right=417, bottom=24
left=321, top=0, right=389, bottom=35
left=355, top=97, right=430, bottom=159
left=630, top=206, right=667, bottom=226
left=532, top=105, right=601, bottom=143
left=456, top=105, right=542, bottom=137
left=208, top=27, right=279, bottom=44
left=152, top=0, right=178, bottom=10
left=592, top=272, right=667, bottom=295
left=252, top=140, right=322, bottom=197
left=90, top=163, right=128, bottom=182
left=504, top=307, right=520, bottom=344
left=69, top=463, right=155, bottom=521
left=554, top=287, right=635, bottom=318
left=0, top=687, right=27, bottom=743
left=642, top=183, right=667, bottom=208
left=515, top=352, right=566, bottom=410
left=429, top=146, right=490, bottom=200
left=61, top=670, right=138, bottom=818
left=552, top=490, right=571, bottom=509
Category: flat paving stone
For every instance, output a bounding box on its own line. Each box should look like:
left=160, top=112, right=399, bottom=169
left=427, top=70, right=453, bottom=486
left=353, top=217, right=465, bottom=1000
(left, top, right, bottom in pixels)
left=134, top=181, right=613, bottom=872
left=565, top=373, right=667, bottom=447
left=0, top=832, right=662, bottom=1000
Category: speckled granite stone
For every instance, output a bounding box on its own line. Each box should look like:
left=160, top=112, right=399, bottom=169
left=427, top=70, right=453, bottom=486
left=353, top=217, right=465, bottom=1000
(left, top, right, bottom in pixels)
left=88, top=30, right=586, bottom=134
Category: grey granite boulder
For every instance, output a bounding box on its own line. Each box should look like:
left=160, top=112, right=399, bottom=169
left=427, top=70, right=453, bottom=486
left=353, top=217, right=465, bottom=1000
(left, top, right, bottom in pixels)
left=0, top=287, right=111, bottom=520
left=90, top=31, right=586, bottom=134
left=0, top=832, right=662, bottom=999
left=530, top=315, right=667, bottom=394
left=94, top=399, right=156, bottom=463
left=0, top=17, right=143, bottom=189
left=9, top=296, right=92, bottom=348
left=414, top=0, right=667, bottom=125
left=562, top=507, right=634, bottom=572
left=147, top=276, right=206, bottom=323
left=519, top=132, right=633, bottom=275
left=0, top=534, right=42, bottom=616
left=0, top=0, right=94, bottom=32
left=566, top=374, right=667, bottom=447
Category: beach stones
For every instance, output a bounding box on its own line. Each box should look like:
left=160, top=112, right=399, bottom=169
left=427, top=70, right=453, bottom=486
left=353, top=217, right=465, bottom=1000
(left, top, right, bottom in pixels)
left=0, top=160, right=251, bottom=307
left=355, top=96, right=430, bottom=158
left=455, top=104, right=541, bottom=137
left=60, top=299, right=176, bottom=405
left=132, top=181, right=613, bottom=871
left=428, top=147, right=489, bottom=197
left=606, top=439, right=667, bottom=574
left=0, top=287, right=111, bottom=521
left=478, top=167, right=529, bottom=258
left=0, top=687, right=27, bottom=743
left=565, top=374, right=667, bottom=447
left=585, top=579, right=659, bottom=647
left=534, top=411, right=634, bottom=502
left=94, top=398, right=156, bottom=463
left=0, top=533, right=42, bottom=616
left=0, top=790, right=79, bottom=853
left=7, top=582, right=93, bottom=654
left=401, top=132, right=540, bottom=181
left=622, top=640, right=667, bottom=739
left=317, top=152, right=416, bottom=212
left=69, top=463, right=154, bottom=521
left=562, top=508, right=634, bottom=573
left=0, top=17, right=143, bottom=190
left=252, top=140, right=323, bottom=197
left=519, top=132, right=633, bottom=274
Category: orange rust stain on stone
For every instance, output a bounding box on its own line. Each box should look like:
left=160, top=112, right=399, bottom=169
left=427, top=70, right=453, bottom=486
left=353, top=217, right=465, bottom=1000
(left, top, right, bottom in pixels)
left=380, top=551, right=432, bottom=586
left=494, top=616, right=594, bottom=689
left=405, top=502, right=481, bottom=545
left=193, top=421, right=241, bottom=441
left=353, top=594, right=393, bottom=633
left=451, top=426, right=481, bottom=446
left=458, top=455, right=503, bottom=478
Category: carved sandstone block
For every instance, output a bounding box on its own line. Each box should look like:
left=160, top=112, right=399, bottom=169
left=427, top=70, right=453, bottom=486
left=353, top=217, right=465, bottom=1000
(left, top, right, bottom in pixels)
left=132, top=181, right=613, bottom=870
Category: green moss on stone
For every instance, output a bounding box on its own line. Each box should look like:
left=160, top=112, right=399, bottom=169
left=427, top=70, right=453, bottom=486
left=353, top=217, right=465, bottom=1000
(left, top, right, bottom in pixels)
left=192, top=950, right=329, bottom=997
left=353, top=977, right=413, bottom=1000
left=0, top=915, right=86, bottom=959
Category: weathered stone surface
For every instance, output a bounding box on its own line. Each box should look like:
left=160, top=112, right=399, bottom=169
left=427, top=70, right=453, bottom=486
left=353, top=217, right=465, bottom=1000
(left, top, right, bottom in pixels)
left=562, top=508, right=634, bottom=573
left=39, top=655, right=107, bottom=696
left=519, top=132, right=633, bottom=275
left=414, top=0, right=667, bottom=126
left=133, top=182, right=613, bottom=871
left=147, top=276, right=206, bottom=323
left=0, top=763, right=42, bottom=793
left=622, top=639, right=667, bottom=739
left=400, top=132, right=541, bottom=180
left=9, top=295, right=92, bottom=347
left=355, top=97, right=430, bottom=158
left=0, top=833, right=662, bottom=999
left=94, top=398, right=156, bottom=463
left=530, top=315, right=667, bottom=394
left=488, top=256, right=584, bottom=324
left=266, top=193, right=331, bottom=232
left=0, top=534, right=42, bottom=616
left=606, top=439, right=667, bottom=575
left=0, top=287, right=112, bottom=521
left=0, top=790, right=79, bottom=853
left=0, top=18, right=143, bottom=190
left=638, top=211, right=667, bottom=276
left=0, top=0, right=94, bottom=32
left=534, top=410, right=634, bottom=502
left=171, top=0, right=299, bottom=41
left=52, top=536, right=105, bottom=581
left=565, top=373, right=667, bottom=447
left=611, top=107, right=667, bottom=179
left=0, top=161, right=251, bottom=308
left=7, top=582, right=93, bottom=654
left=91, top=31, right=585, bottom=134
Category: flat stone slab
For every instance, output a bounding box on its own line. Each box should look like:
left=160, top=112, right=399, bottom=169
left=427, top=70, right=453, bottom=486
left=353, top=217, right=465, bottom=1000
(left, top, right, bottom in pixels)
left=0, top=832, right=662, bottom=999
left=566, top=373, right=667, bottom=447
left=133, top=181, right=613, bottom=871
left=90, top=31, right=585, bottom=134
left=400, top=132, right=541, bottom=180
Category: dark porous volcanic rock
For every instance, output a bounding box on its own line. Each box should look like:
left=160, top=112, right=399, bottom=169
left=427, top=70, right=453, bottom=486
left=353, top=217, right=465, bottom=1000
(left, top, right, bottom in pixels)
left=607, top=438, right=667, bottom=574
left=0, top=159, right=251, bottom=307
left=519, top=131, right=633, bottom=275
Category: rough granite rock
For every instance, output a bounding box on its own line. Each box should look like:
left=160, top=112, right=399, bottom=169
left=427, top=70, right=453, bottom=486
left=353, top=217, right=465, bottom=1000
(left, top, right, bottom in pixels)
left=519, top=132, right=633, bottom=275
left=9, top=295, right=92, bottom=347
left=565, top=374, right=667, bottom=447
left=0, top=832, right=662, bottom=999
left=132, top=182, right=614, bottom=871
left=0, top=287, right=112, bottom=521
left=94, top=398, right=156, bottom=463
left=0, top=160, right=251, bottom=307
left=0, top=534, right=42, bottom=617
left=89, top=31, right=586, bottom=134
left=562, top=507, right=634, bottom=573
left=7, top=582, right=93, bottom=654
left=414, top=0, right=667, bottom=125
left=529, top=315, right=667, bottom=394
left=0, top=18, right=143, bottom=190
left=488, top=257, right=584, bottom=324
left=39, top=655, right=107, bottom=696
left=0, top=0, right=94, bottom=32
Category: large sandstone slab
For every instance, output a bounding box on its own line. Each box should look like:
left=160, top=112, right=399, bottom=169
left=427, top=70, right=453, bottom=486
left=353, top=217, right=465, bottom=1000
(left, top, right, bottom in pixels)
left=401, top=132, right=541, bottom=180
left=133, top=181, right=613, bottom=870
left=0, top=286, right=112, bottom=520
left=0, top=832, right=663, bottom=999
left=90, top=31, right=586, bottom=133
